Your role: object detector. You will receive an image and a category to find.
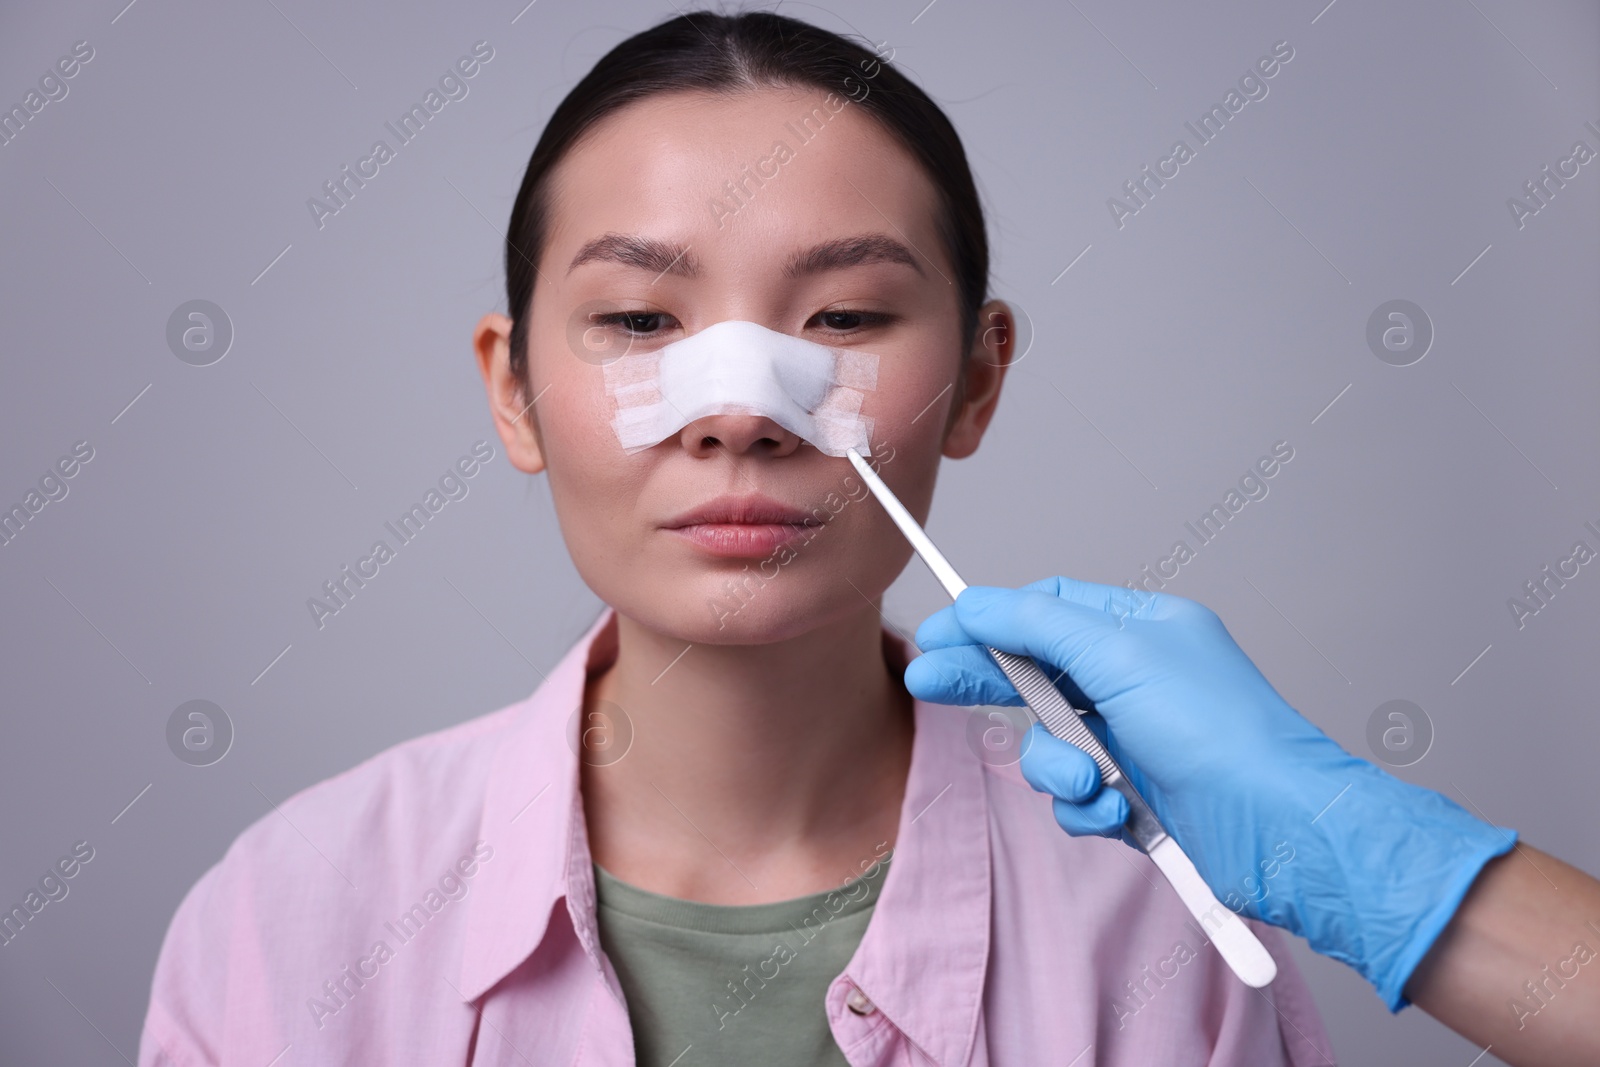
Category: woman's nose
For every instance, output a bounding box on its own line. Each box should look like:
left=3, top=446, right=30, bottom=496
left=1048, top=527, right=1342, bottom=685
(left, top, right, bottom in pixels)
left=677, top=412, right=803, bottom=458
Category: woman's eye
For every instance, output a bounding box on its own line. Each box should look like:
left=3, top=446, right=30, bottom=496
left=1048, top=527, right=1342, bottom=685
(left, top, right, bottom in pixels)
left=589, top=308, right=889, bottom=336
left=592, top=311, right=671, bottom=335
left=814, top=309, right=892, bottom=332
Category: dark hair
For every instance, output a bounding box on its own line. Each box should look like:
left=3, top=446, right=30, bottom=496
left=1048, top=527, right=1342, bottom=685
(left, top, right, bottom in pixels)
left=502, top=8, right=989, bottom=401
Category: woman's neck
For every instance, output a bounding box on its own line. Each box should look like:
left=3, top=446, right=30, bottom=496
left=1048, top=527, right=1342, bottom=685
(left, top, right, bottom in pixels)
left=579, top=601, right=915, bottom=905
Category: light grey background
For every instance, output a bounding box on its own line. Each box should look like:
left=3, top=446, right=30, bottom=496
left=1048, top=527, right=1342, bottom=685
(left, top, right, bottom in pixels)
left=2, top=0, right=1595, bottom=1063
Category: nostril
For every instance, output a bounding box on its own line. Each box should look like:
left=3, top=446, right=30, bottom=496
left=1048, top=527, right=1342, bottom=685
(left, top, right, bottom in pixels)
left=679, top=413, right=803, bottom=458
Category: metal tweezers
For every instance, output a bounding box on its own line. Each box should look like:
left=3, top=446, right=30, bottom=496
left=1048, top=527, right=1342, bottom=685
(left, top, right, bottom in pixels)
left=847, top=447, right=1277, bottom=988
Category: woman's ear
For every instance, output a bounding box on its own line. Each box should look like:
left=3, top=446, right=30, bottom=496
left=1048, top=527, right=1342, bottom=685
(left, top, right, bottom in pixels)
left=474, top=311, right=547, bottom=475
left=942, top=299, right=1014, bottom=460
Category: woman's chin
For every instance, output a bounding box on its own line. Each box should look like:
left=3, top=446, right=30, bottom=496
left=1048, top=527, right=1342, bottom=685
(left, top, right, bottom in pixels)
left=619, top=580, right=860, bottom=647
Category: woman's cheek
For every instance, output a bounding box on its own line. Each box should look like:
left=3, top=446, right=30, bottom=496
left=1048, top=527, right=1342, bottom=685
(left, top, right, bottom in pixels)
left=540, top=376, right=633, bottom=536
left=869, top=362, right=952, bottom=460
left=543, top=361, right=621, bottom=460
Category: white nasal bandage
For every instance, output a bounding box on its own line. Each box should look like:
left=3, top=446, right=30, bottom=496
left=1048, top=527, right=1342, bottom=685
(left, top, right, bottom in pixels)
left=601, top=319, right=878, bottom=457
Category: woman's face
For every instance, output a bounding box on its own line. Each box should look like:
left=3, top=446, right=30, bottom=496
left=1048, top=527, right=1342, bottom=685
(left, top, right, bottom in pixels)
left=477, top=86, right=1011, bottom=645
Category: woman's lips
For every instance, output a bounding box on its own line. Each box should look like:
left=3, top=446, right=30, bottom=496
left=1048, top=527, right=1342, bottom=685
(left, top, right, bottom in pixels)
left=668, top=522, right=815, bottom=557
left=663, top=493, right=823, bottom=558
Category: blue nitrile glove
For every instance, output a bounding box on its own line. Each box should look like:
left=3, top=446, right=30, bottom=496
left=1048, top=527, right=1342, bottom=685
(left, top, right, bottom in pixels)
left=904, top=576, right=1517, bottom=1011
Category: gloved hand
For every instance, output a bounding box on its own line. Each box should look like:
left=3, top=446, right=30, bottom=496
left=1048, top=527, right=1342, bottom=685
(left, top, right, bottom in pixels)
left=904, top=575, right=1516, bottom=1011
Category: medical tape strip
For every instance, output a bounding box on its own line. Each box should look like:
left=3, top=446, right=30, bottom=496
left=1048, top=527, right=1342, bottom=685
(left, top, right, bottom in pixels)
left=602, top=319, right=878, bottom=457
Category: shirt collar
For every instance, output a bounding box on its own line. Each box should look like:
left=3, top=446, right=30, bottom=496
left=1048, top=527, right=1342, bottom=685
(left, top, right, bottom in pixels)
left=842, top=625, right=991, bottom=1067
left=457, top=606, right=616, bottom=1003
left=456, top=607, right=992, bottom=1067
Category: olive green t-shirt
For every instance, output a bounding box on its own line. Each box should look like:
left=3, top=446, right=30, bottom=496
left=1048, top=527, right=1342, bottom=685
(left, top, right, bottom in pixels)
left=593, top=857, right=890, bottom=1067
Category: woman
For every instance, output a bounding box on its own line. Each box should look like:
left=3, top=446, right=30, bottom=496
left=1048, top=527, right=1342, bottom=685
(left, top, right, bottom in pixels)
left=139, top=11, right=1333, bottom=1066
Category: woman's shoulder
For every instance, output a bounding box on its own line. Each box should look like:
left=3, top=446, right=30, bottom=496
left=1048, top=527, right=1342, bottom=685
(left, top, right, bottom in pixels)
left=140, top=695, right=539, bottom=1065
left=177, top=693, right=534, bottom=929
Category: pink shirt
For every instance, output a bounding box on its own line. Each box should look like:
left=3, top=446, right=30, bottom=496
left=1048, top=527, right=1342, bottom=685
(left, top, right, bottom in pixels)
left=139, top=607, right=1335, bottom=1066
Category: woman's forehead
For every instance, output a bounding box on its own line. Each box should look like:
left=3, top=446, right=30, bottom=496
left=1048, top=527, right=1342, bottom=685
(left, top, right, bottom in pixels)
left=543, top=88, right=943, bottom=276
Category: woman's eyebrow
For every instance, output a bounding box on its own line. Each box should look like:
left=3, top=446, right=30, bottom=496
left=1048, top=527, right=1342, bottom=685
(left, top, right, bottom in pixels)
left=784, top=234, right=925, bottom=278
left=566, top=232, right=924, bottom=279
left=568, top=233, right=700, bottom=278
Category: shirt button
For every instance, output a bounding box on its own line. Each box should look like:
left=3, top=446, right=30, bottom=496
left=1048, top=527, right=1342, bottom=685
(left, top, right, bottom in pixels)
left=846, top=986, right=877, bottom=1015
